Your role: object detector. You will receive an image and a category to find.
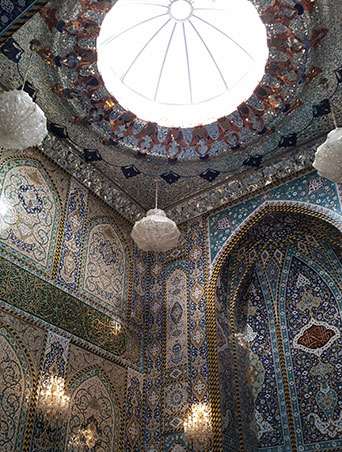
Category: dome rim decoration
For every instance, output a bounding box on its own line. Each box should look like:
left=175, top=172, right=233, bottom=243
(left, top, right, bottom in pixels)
left=53, top=0, right=314, bottom=160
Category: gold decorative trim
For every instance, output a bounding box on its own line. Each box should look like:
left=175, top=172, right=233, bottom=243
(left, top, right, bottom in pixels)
left=0, top=321, right=38, bottom=452
left=202, top=217, right=223, bottom=452
left=52, top=176, right=71, bottom=280
left=0, top=1, right=49, bottom=45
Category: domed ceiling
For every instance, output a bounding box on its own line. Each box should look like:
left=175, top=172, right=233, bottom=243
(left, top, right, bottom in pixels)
left=0, top=0, right=341, bottom=224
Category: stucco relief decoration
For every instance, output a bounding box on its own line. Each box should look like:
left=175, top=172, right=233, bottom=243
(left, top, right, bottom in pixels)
left=0, top=160, right=60, bottom=272
left=0, top=325, right=33, bottom=451
left=66, top=369, right=120, bottom=452
left=166, top=268, right=188, bottom=368
left=79, top=221, right=128, bottom=313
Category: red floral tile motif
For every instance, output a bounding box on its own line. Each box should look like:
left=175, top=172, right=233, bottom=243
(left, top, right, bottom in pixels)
left=297, top=324, right=335, bottom=350
left=293, top=319, right=340, bottom=356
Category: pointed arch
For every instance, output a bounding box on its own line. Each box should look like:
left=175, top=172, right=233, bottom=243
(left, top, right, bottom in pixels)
left=208, top=206, right=342, bottom=451
left=0, top=157, right=62, bottom=274
left=64, top=366, right=121, bottom=452
left=78, top=217, right=130, bottom=315
left=0, top=323, right=35, bottom=451
left=209, top=200, right=342, bottom=282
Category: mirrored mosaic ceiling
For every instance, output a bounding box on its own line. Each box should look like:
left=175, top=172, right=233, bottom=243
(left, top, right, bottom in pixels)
left=0, top=0, right=341, bottom=223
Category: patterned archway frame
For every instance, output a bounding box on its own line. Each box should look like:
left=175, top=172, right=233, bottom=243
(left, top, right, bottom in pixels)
left=49, top=0, right=319, bottom=160
left=205, top=202, right=342, bottom=451
left=64, top=365, right=122, bottom=452
left=0, top=322, right=36, bottom=451
left=0, top=156, right=63, bottom=275
left=78, top=215, right=132, bottom=318
left=208, top=200, right=342, bottom=278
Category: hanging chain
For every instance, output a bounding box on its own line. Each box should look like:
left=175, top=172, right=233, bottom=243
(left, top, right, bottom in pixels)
left=154, top=165, right=159, bottom=209
left=330, top=101, right=338, bottom=128
left=21, top=52, right=34, bottom=91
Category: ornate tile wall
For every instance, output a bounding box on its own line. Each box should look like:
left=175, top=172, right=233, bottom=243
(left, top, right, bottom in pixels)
left=0, top=157, right=62, bottom=275
left=0, top=304, right=146, bottom=452
left=3, top=147, right=342, bottom=452
left=78, top=217, right=129, bottom=316
left=187, top=220, right=210, bottom=408
left=212, top=211, right=342, bottom=452
left=130, top=247, right=148, bottom=334
left=124, top=367, right=144, bottom=452
left=163, top=260, right=188, bottom=434
left=0, top=149, right=140, bottom=368
left=29, top=331, right=69, bottom=452
left=64, top=366, right=121, bottom=452
left=143, top=252, right=164, bottom=452
left=0, top=322, right=37, bottom=451
left=56, top=179, right=88, bottom=290
left=208, top=172, right=341, bottom=267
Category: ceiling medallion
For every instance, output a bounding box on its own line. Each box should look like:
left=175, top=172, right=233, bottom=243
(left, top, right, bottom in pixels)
left=97, top=0, right=268, bottom=128
left=54, top=0, right=316, bottom=159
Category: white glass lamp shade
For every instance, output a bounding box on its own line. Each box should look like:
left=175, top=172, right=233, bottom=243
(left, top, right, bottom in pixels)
left=131, top=208, right=180, bottom=252
left=313, top=128, right=342, bottom=183
left=0, top=89, right=47, bottom=150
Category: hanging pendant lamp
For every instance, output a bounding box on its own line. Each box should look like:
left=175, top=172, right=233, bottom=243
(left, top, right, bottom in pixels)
left=0, top=43, right=47, bottom=150
left=131, top=176, right=180, bottom=252
left=313, top=100, right=342, bottom=183
left=0, top=89, right=47, bottom=150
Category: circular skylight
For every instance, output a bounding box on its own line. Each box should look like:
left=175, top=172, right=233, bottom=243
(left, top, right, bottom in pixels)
left=97, top=0, right=268, bottom=128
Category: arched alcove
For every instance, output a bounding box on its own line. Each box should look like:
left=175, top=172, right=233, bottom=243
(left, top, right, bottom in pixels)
left=212, top=209, right=342, bottom=452
left=78, top=217, right=130, bottom=316
left=0, top=158, right=62, bottom=275
left=64, top=367, right=121, bottom=452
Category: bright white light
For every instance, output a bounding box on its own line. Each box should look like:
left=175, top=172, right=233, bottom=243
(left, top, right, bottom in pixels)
left=0, top=198, right=9, bottom=216
left=97, top=0, right=268, bottom=128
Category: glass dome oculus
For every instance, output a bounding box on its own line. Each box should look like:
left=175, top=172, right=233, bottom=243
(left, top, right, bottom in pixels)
left=97, top=0, right=268, bottom=128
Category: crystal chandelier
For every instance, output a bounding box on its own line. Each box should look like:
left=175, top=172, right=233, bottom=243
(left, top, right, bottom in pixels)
left=313, top=100, right=342, bottom=183
left=131, top=176, right=180, bottom=252
left=38, top=375, right=70, bottom=425
left=82, top=421, right=100, bottom=449
left=0, top=42, right=47, bottom=150
left=184, top=403, right=213, bottom=451
left=68, top=420, right=101, bottom=450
